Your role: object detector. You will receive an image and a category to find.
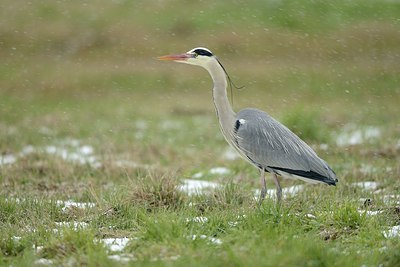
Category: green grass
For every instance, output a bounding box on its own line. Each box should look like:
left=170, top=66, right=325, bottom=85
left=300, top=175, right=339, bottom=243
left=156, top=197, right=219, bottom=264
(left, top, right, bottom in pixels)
left=1, top=0, right=400, bottom=266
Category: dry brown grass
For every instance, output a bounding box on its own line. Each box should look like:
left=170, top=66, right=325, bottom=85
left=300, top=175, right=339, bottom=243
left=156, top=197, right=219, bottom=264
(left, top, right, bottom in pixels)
left=128, top=170, right=186, bottom=211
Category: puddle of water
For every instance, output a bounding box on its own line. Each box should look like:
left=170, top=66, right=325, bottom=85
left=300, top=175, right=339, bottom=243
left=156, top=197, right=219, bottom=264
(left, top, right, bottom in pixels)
left=209, top=167, right=230, bottom=175
left=383, top=225, right=400, bottom=238
left=352, top=181, right=379, bottom=191
left=336, top=125, right=381, bottom=146
left=254, top=185, right=304, bottom=200
left=178, top=179, right=220, bottom=196
left=0, top=154, right=17, bottom=166
left=102, top=237, right=131, bottom=252
left=186, top=217, right=208, bottom=224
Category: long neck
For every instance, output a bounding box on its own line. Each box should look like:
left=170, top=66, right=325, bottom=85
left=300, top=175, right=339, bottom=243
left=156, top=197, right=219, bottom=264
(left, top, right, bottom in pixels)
left=206, top=60, right=236, bottom=143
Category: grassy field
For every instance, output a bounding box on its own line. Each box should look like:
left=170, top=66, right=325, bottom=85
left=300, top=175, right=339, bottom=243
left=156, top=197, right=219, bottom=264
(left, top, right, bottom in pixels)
left=1, top=0, right=400, bottom=266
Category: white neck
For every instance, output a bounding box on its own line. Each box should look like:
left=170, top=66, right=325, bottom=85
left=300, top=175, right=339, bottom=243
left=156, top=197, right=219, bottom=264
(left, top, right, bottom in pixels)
left=204, top=59, right=236, bottom=143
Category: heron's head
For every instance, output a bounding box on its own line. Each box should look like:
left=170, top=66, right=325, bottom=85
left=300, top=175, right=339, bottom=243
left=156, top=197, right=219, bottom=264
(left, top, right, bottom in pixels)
left=158, top=47, right=215, bottom=67
left=159, top=47, right=243, bottom=91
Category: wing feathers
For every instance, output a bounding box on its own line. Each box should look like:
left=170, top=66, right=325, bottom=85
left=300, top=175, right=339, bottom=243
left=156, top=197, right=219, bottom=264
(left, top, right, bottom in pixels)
left=234, top=108, right=337, bottom=185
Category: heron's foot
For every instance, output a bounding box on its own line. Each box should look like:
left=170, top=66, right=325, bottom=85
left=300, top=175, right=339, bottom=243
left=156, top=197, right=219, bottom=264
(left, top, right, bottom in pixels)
left=258, top=187, right=266, bottom=205
left=276, top=188, right=282, bottom=204
left=258, top=170, right=267, bottom=206
left=272, top=173, right=282, bottom=204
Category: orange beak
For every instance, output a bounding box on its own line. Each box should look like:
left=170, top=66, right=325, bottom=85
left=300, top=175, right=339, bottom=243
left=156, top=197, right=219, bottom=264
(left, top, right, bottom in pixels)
left=157, top=53, right=193, bottom=61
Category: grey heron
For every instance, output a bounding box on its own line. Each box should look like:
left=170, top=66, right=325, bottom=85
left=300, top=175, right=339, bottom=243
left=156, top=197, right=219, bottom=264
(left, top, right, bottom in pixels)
left=158, top=47, right=338, bottom=202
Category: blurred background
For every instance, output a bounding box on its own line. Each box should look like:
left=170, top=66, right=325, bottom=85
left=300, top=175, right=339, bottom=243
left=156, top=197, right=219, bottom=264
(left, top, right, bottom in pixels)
left=1, top=0, right=399, bottom=175
left=1, top=2, right=400, bottom=264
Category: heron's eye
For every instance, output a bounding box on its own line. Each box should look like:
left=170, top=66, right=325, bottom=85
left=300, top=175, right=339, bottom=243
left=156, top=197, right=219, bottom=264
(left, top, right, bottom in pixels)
left=193, top=53, right=198, bottom=58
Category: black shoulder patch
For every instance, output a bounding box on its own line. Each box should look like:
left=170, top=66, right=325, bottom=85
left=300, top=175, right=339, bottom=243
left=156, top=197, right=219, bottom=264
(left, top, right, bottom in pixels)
left=234, top=120, right=241, bottom=133
left=193, top=49, right=213, bottom=57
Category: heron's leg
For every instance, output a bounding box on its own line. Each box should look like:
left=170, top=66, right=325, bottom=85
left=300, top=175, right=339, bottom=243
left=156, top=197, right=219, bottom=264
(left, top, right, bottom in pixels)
left=258, top=170, right=267, bottom=204
left=272, top=173, right=282, bottom=203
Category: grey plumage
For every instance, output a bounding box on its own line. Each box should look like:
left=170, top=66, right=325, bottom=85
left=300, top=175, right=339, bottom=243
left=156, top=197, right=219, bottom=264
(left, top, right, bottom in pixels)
left=158, top=47, right=338, bottom=202
left=233, top=108, right=337, bottom=185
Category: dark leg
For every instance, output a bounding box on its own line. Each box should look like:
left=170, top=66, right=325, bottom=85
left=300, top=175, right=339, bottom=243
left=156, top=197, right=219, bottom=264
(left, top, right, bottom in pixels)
left=272, top=173, right=282, bottom=203
left=258, top=170, right=267, bottom=205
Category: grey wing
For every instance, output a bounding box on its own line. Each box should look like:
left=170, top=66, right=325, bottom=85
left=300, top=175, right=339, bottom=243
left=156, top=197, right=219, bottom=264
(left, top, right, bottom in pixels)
left=233, top=108, right=337, bottom=185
